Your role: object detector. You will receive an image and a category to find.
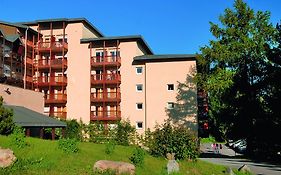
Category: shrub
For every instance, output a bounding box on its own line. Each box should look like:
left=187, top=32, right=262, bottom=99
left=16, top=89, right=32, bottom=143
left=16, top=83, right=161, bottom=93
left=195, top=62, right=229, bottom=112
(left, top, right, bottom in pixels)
left=104, top=140, right=116, bottom=155
left=64, top=119, right=82, bottom=141
left=9, top=126, right=28, bottom=148
left=114, top=120, right=136, bottom=146
left=146, top=121, right=199, bottom=160
left=129, top=147, right=145, bottom=167
left=87, top=122, right=109, bottom=143
left=0, top=96, right=15, bottom=135
left=58, top=138, right=79, bottom=153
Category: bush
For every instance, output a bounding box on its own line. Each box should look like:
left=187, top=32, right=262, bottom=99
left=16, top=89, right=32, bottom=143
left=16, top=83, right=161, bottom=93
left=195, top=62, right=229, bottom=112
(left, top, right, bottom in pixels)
left=64, top=119, right=82, bottom=141
left=58, top=138, right=79, bottom=153
left=145, top=121, right=199, bottom=160
left=10, top=126, right=28, bottom=148
left=114, top=120, right=136, bottom=146
left=87, top=122, right=109, bottom=143
left=129, top=147, right=145, bottom=167
left=0, top=96, right=15, bottom=135
left=105, top=140, right=116, bottom=155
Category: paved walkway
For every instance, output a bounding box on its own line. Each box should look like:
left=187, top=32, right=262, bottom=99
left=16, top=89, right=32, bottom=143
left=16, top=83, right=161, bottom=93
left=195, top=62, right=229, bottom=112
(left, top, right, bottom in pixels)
left=199, top=143, right=281, bottom=175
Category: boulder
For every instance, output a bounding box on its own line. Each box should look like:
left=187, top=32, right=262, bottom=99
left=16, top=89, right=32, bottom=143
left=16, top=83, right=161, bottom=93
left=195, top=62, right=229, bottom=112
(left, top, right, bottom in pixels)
left=166, top=153, right=175, bottom=160
left=0, top=147, right=17, bottom=168
left=167, top=160, right=179, bottom=174
left=238, top=164, right=251, bottom=173
left=225, top=167, right=235, bottom=175
left=93, top=160, right=135, bottom=175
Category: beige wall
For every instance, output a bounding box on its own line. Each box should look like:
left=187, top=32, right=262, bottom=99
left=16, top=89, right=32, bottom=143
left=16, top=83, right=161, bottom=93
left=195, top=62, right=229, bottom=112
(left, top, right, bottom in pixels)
left=0, top=84, right=44, bottom=113
left=65, top=23, right=91, bottom=123
left=145, top=61, right=197, bottom=131
left=121, top=54, right=197, bottom=133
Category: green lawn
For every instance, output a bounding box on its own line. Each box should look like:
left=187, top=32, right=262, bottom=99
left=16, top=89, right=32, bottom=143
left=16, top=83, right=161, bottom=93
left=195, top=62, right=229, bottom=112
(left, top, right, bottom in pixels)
left=0, top=135, right=228, bottom=175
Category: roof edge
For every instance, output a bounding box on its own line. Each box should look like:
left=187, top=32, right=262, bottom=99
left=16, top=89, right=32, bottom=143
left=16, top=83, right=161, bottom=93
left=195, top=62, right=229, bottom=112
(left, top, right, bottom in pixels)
left=133, top=54, right=197, bottom=62
left=80, top=35, right=153, bottom=55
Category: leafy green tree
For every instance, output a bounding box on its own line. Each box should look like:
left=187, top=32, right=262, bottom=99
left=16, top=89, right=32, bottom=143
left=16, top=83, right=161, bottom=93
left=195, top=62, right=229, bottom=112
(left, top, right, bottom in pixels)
left=0, top=96, right=15, bottom=135
left=197, top=0, right=278, bottom=150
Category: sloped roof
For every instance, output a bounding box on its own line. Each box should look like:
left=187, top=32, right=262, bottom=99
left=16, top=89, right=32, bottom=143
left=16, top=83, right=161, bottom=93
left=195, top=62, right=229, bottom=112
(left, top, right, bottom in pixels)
left=17, top=17, right=104, bottom=37
left=5, top=105, right=66, bottom=128
left=81, top=35, right=153, bottom=55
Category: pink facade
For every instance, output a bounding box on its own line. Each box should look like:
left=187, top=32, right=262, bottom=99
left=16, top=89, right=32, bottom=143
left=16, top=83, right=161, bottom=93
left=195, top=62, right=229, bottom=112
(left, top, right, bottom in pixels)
left=0, top=84, right=44, bottom=113
left=1, top=18, right=198, bottom=133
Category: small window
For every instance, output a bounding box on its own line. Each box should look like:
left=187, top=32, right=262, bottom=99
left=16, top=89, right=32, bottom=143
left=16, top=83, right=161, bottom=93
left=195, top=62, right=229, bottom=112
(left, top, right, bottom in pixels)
left=136, top=122, right=143, bottom=129
left=167, top=84, right=174, bottom=91
left=136, top=84, right=143, bottom=92
left=167, top=102, right=175, bottom=109
left=136, top=103, right=143, bottom=110
left=136, top=67, right=143, bottom=74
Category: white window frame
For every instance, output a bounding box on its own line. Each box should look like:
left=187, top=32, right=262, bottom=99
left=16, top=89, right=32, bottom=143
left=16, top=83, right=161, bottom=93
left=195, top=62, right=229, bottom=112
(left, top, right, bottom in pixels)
left=136, top=84, right=143, bottom=92
left=136, top=121, right=143, bottom=129
left=167, top=102, right=175, bottom=109
left=167, top=84, right=174, bottom=91
left=136, top=103, right=143, bottom=110
left=136, top=67, right=143, bottom=75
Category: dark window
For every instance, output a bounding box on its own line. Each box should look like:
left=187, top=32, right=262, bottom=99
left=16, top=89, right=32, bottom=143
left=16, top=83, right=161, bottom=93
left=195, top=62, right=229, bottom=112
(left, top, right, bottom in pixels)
left=167, top=84, right=174, bottom=91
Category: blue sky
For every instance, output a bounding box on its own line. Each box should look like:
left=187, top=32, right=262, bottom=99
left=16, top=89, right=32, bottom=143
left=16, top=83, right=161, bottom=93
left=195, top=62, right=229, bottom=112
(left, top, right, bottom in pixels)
left=1, top=0, right=281, bottom=54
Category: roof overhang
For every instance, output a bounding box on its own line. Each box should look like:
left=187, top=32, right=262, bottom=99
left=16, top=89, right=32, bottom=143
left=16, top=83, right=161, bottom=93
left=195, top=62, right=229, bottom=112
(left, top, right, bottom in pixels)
left=81, top=35, right=153, bottom=55
left=133, top=54, right=197, bottom=63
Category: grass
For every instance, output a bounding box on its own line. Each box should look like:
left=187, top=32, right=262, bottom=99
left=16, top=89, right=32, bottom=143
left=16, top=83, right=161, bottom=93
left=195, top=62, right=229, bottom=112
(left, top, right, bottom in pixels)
left=0, top=135, right=230, bottom=175
left=200, top=136, right=226, bottom=144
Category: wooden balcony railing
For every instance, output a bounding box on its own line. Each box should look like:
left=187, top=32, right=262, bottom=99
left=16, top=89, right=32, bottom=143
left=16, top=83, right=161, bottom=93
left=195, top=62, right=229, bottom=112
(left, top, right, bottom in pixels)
left=46, top=111, right=67, bottom=119
left=45, top=93, right=67, bottom=104
left=91, top=92, right=121, bottom=102
left=90, top=110, right=121, bottom=121
left=91, top=74, right=121, bottom=85
left=35, top=76, right=67, bottom=87
left=25, top=75, right=33, bottom=83
left=26, top=40, right=34, bottom=47
left=91, top=56, right=121, bottom=67
left=35, top=59, right=67, bottom=70
left=37, top=41, right=68, bottom=52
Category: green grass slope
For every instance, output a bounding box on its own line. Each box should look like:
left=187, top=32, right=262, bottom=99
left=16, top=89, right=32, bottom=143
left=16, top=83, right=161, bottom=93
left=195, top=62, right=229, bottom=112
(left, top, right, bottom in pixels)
left=0, top=135, right=227, bottom=175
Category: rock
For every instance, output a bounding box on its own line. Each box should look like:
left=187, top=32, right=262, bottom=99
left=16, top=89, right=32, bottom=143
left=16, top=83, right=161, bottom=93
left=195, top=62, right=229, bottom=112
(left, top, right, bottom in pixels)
left=238, top=164, right=251, bottom=173
left=225, top=167, right=235, bottom=175
left=0, top=148, right=17, bottom=168
left=93, top=160, right=135, bottom=175
left=167, top=160, right=179, bottom=174
left=166, top=153, right=175, bottom=160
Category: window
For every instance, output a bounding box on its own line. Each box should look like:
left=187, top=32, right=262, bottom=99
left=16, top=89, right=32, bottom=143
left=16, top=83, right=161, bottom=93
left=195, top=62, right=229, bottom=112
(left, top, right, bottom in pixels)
left=136, top=67, right=143, bottom=75
left=136, top=122, right=143, bottom=129
left=136, top=84, right=143, bottom=92
left=167, top=102, right=175, bottom=109
left=167, top=84, right=174, bottom=91
left=136, top=103, right=143, bottom=110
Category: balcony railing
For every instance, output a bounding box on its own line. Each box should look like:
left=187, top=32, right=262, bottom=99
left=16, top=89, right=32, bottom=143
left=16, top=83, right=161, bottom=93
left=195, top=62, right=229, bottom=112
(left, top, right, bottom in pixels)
left=91, top=74, right=121, bottom=85
left=91, top=56, right=121, bottom=67
left=90, top=110, right=121, bottom=121
left=45, top=111, right=67, bottom=119
left=35, top=76, right=67, bottom=87
left=25, top=75, right=33, bottom=83
left=91, top=92, right=121, bottom=102
left=37, top=41, right=68, bottom=52
left=35, top=59, right=67, bottom=70
left=25, top=56, right=33, bottom=65
left=45, top=93, right=67, bottom=104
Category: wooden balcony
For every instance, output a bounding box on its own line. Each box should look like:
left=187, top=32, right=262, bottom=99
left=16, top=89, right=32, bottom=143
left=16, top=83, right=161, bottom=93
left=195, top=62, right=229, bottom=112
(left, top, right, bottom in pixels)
left=36, top=76, right=67, bottom=87
left=91, top=92, right=121, bottom=103
left=26, top=56, right=33, bottom=65
left=90, top=110, right=121, bottom=121
left=45, top=94, right=67, bottom=104
left=46, top=111, right=67, bottom=119
left=37, top=41, right=68, bottom=53
left=91, top=56, right=121, bottom=67
left=26, top=40, right=34, bottom=47
left=35, top=59, right=67, bottom=70
left=91, top=74, right=121, bottom=85
left=25, top=75, right=33, bottom=83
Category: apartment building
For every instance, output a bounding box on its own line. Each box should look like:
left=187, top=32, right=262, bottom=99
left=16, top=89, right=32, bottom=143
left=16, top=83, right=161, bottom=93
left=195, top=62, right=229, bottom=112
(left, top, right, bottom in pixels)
left=1, top=18, right=197, bottom=132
